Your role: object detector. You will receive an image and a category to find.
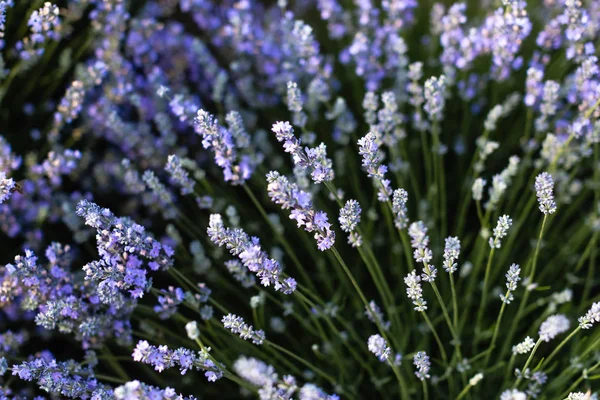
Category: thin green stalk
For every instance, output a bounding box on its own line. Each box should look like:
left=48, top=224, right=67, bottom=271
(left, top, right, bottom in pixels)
left=542, top=327, right=581, bottom=369
left=242, top=183, right=318, bottom=293
left=330, top=246, right=410, bottom=397
left=456, top=376, right=480, bottom=400
left=558, top=359, right=600, bottom=399
left=512, top=338, right=542, bottom=389
left=485, top=293, right=509, bottom=366
left=499, top=215, right=548, bottom=359
left=475, top=248, right=495, bottom=337
left=424, top=261, right=462, bottom=359
left=449, top=273, right=459, bottom=331
left=265, top=340, right=337, bottom=386
left=421, top=311, right=448, bottom=364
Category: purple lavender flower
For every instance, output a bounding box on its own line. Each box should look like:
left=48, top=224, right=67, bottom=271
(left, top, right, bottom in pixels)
left=339, top=199, right=362, bottom=247
left=222, top=314, right=266, bottom=345
left=358, top=132, right=392, bottom=201
left=165, top=155, right=195, bottom=195
left=266, top=171, right=335, bottom=250
left=11, top=353, right=113, bottom=398
left=368, top=334, right=391, bottom=362
left=535, top=172, right=557, bottom=215
left=133, top=340, right=223, bottom=380
left=443, top=236, right=461, bottom=274
left=195, top=109, right=254, bottom=185
left=115, top=380, right=199, bottom=400
left=76, top=200, right=174, bottom=303
left=539, top=314, right=570, bottom=342
left=271, top=121, right=334, bottom=184
left=413, top=351, right=431, bottom=381
left=392, top=188, right=409, bottom=229
left=0, top=171, right=15, bottom=204
left=153, top=286, right=185, bottom=320
left=207, top=214, right=296, bottom=293
left=424, top=75, right=447, bottom=122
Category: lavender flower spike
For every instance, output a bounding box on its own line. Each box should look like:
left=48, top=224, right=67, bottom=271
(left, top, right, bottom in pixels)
left=535, top=172, right=557, bottom=215
left=207, top=214, right=296, bottom=294
left=368, top=334, right=391, bottom=362
left=266, top=171, right=335, bottom=251
left=222, top=314, right=266, bottom=345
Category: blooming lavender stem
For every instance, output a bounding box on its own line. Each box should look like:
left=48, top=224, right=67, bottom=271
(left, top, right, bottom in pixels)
left=222, top=314, right=266, bottom=345
left=535, top=172, right=557, bottom=215
left=266, top=171, right=335, bottom=251
left=207, top=214, right=296, bottom=294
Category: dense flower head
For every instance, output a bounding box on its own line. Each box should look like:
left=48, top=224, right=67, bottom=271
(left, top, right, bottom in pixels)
left=0, top=171, right=15, bottom=204
left=539, top=314, right=570, bottom=342
left=489, top=215, right=512, bottom=248
left=233, top=356, right=339, bottom=399
left=368, top=334, right=391, bottom=362
left=114, top=380, right=199, bottom=400
left=11, top=353, right=113, bottom=398
left=339, top=199, right=361, bottom=233
left=513, top=337, right=536, bottom=355
left=423, top=75, right=447, bottom=122
left=76, top=199, right=174, bottom=304
left=409, top=221, right=433, bottom=267
left=405, top=270, right=427, bottom=312
left=501, top=263, right=521, bottom=304
left=392, top=188, right=409, bottom=229
left=578, top=302, right=600, bottom=329
left=358, top=132, right=387, bottom=180
left=535, top=172, right=557, bottom=215
left=165, top=155, right=195, bottom=196
left=413, top=351, right=430, bottom=381
left=472, top=178, right=486, bottom=201
left=443, top=236, right=460, bottom=273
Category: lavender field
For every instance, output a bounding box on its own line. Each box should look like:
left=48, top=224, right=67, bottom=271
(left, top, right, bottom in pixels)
left=1, top=0, right=600, bottom=399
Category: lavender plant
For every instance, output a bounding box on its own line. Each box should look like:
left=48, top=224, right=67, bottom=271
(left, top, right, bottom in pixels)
left=1, top=0, right=600, bottom=399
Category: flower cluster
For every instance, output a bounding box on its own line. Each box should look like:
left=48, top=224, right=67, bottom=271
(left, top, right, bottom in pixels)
left=222, top=314, right=266, bottom=346
left=339, top=199, right=362, bottom=247
left=133, top=340, right=223, bottom=381
left=500, top=263, right=521, bottom=304
left=539, top=314, right=570, bottom=342
left=2, top=0, right=600, bottom=398
left=207, top=214, right=296, bottom=294
left=489, top=215, right=513, bottom=248
left=368, top=334, right=391, bottom=362
left=272, top=121, right=334, bottom=183
left=266, top=171, right=335, bottom=251
left=535, top=172, right=557, bottom=215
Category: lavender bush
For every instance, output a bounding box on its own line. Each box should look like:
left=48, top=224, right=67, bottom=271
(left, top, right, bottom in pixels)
left=1, top=0, right=600, bottom=398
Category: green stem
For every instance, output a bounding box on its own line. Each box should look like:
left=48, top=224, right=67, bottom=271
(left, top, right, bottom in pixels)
left=485, top=294, right=508, bottom=367
left=475, top=248, right=495, bottom=336
left=513, top=338, right=542, bottom=389
left=422, top=311, right=448, bottom=364
left=542, top=327, right=581, bottom=369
